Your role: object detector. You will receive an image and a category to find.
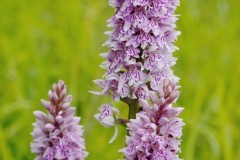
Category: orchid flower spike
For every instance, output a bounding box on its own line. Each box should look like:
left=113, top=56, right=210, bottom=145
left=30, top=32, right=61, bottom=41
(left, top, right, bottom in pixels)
left=31, top=80, right=88, bottom=160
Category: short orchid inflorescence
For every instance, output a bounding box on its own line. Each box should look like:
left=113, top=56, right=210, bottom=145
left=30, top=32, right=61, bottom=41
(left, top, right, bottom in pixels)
left=31, top=80, right=88, bottom=160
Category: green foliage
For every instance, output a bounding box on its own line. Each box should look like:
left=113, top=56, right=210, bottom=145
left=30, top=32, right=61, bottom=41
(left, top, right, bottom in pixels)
left=0, top=0, right=239, bottom=159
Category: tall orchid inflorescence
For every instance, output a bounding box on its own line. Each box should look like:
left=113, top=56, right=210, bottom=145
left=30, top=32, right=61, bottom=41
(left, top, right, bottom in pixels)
left=31, top=80, right=88, bottom=160
left=93, top=0, right=184, bottom=159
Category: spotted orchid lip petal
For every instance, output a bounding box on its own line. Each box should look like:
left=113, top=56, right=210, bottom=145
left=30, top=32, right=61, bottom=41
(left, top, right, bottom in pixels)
left=31, top=80, right=88, bottom=159
left=94, top=113, right=115, bottom=127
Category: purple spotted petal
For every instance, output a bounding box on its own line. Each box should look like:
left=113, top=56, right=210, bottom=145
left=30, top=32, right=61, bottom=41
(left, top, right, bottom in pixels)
left=94, top=104, right=119, bottom=127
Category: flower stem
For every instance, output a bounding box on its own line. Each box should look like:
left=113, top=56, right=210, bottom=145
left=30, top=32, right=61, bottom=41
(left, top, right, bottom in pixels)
left=126, top=99, right=139, bottom=142
left=128, top=99, right=139, bottom=121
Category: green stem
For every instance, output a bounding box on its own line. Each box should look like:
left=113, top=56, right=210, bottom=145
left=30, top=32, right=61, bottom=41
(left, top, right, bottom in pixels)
left=128, top=99, right=139, bottom=119
left=127, top=99, right=139, bottom=135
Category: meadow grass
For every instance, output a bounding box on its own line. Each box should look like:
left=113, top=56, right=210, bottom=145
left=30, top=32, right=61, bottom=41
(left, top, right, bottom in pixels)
left=0, top=0, right=239, bottom=159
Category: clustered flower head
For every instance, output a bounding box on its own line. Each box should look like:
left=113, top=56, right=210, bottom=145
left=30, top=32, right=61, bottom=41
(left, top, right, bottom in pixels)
left=93, top=0, right=180, bottom=101
left=120, top=80, right=184, bottom=159
left=31, top=80, right=88, bottom=160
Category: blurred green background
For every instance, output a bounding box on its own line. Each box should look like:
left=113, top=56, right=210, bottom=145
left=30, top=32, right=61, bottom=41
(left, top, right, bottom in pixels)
left=0, top=0, right=239, bottom=159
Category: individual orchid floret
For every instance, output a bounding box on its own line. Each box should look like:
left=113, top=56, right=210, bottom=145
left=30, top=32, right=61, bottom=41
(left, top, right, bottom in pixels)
left=31, top=80, right=88, bottom=160
left=94, top=104, right=120, bottom=127
left=94, top=104, right=120, bottom=143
